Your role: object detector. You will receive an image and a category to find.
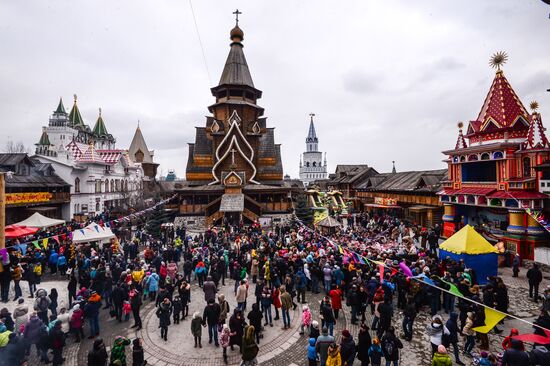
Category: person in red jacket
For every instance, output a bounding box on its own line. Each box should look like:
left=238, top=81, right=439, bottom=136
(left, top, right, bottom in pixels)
left=329, top=286, right=343, bottom=319
left=502, top=328, right=523, bottom=351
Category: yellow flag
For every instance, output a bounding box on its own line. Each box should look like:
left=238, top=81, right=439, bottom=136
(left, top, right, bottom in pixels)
left=472, top=308, right=506, bottom=334
left=42, top=238, right=48, bottom=249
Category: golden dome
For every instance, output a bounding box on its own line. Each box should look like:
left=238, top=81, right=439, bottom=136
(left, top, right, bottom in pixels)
left=230, top=25, right=244, bottom=41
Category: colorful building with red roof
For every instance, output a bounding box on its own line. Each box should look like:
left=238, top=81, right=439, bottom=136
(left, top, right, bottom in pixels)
left=438, top=54, right=550, bottom=259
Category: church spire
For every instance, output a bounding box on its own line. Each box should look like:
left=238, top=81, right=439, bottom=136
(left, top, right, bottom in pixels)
left=217, top=10, right=254, bottom=88
left=68, top=94, right=85, bottom=129
left=92, top=108, right=109, bottom=137
left=392, top=161, right=397, bottom=174
left=54, top=97, right=66, bottom=114
left=306, top=113, right=318, bottom=143
left=524, top=101, right=550, bottom=150
left=455, top=122, right=467, bottom=149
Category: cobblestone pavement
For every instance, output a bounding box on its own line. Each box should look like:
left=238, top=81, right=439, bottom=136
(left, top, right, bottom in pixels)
left=12, top=264, right=546, bottom=366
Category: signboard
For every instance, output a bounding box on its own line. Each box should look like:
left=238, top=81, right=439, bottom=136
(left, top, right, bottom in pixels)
left=374, top=197, right=397, bottom=206
left=6, top=192, right=52, bottom=205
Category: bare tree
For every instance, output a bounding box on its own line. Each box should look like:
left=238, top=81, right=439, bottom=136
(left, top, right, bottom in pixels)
left=4, top=140, right=30, bottom=154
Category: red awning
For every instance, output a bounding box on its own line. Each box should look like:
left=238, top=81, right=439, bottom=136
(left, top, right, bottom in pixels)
left=5, top=225, right=39, bottom=239
left=438, top=187, right=496, bottom=196
left=487, top=190, right=548, bottom=200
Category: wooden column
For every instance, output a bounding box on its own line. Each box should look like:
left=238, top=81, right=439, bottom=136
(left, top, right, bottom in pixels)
left=0, top=173, right=5, bottom=249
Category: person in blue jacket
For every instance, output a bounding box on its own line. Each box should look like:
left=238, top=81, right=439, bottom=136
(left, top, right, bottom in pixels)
left=57, top=253, right=67, bottom=275
left=48, top=250, right=59, bottom=275
left=307, top=337, right=317, bottom=366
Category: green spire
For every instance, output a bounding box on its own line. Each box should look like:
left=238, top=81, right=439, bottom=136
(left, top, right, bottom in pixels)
left=68, top=94, right=85, bottom=128
left=54, top=97, right=66, bottom=114
left=92, top=108, right=109, bottom=136
left=36, top=129, right=51, bottom=146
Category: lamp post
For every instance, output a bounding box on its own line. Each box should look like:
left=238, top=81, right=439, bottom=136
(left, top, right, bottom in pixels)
left=0, top=172, right=5, bottom=249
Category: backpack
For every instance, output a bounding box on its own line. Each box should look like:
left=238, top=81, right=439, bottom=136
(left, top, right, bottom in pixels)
left=382, top=338, right=395, bottom=357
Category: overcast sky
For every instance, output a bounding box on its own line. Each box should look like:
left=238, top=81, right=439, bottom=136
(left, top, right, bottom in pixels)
left=1, top=0, right=549, bottom=178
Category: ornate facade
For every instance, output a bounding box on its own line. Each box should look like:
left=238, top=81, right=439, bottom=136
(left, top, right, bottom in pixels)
left=178, top=19, right=292, bottom=228
left=34, top=98, right=145, bottom=220
left=438, top=55, right=550, bottom=259
left=299, top=114, right=327, bottom=186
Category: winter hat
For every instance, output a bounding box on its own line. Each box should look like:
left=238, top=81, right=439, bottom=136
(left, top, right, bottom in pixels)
left=73, top=304, right=80, bottom=311
left=437, top=345, right=447, bottom=354
left=480, top=351, right=488, bottom=358
left=341, top=329, right=351, bottom=338
left=311, top=320, right=319, bottom=328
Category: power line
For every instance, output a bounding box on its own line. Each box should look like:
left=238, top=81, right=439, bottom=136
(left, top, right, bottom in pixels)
left=188, top=0, right=212, bottom=86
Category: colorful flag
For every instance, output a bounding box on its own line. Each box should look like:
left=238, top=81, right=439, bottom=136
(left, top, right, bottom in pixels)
left=52, top=236, right=60, bottom=244
left=512, top=333, right=550, bottom=345
left=379, top=264, right=385, bottom=283
left=42, top=238, right=48, bottom=249
left=472, top=308, right=507, bottom=334
left=33, top=241, right=41, bottom=249
left=440, top=278, right=464, bottom=298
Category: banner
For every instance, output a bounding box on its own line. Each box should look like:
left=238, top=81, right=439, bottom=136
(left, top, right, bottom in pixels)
left=5, top=192, right=52, bottom=205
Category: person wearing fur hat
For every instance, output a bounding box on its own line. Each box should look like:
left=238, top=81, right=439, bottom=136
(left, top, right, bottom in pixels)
left=431, top=345, right=452, bottom=366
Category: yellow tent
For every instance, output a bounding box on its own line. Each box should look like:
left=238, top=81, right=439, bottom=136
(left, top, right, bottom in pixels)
left=439, top=225, right=498, bottom=255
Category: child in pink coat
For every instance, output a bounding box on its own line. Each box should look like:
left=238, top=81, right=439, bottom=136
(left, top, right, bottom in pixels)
left=300, top=304, right=312, bottom=335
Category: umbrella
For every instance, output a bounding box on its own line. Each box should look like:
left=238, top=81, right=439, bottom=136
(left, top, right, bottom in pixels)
left=5, top=225, right=39, bottom=239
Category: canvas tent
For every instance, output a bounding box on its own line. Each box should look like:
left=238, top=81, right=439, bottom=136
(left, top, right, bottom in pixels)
left=14, top=212, right=65, bottom=229
left=439, top=225, right=498, bottom=285
left=72, top=223, right=116, bottom=244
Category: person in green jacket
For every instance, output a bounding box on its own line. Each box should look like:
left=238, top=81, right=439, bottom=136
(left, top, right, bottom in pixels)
left=432, top=345, right=453, bottom=366
left=110, top=336, right=131, bottom=366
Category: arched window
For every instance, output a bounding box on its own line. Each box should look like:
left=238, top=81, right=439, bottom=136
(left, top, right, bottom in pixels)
left=96, top=202, right=100, bottom=212
left=480, top=153, right=490, bottom=160
left=493, top=151, right=504, bottom=159
left=74, top=177, right=80, bottom=193
left=110, top=179, right=114, bottom=192
left=523, top=157, right=531, bottom=177
left=105, top=179, right=109, bottom=193
left=306, top=162, right=310, bottom=167
left=313, top=162, right=316, bottom=167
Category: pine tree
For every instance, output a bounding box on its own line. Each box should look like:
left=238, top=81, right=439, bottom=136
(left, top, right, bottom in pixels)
left=294, top=194, right=313, bottom=226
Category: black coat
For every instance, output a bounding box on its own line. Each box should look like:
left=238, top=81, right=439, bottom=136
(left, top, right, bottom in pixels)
left=229, top=314, right=245, bottom=346
left=527, top=267, right=543, bottom=285
left=202, top=303, right=221, bottom=326
left=357, top=329, right=372, bottom=363
left=156, top=303, right=172, bottom=327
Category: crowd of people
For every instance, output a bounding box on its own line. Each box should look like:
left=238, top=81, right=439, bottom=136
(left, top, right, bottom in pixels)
left=0, top=211, right=549, bottom=365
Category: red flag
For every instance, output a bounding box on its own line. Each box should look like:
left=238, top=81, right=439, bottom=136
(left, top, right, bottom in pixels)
left=379, top=264, right=385, bottom=283
left=61, top=234, right=67, bottom=240
left=512, top=334, right=550, bottom=345
left=52, top=236, right=60, bottom=245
